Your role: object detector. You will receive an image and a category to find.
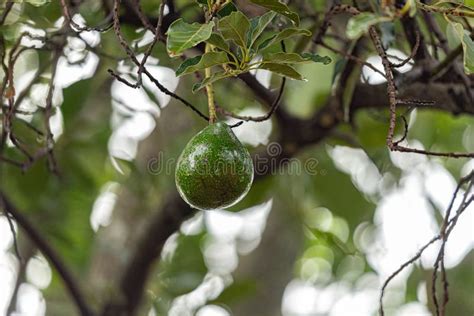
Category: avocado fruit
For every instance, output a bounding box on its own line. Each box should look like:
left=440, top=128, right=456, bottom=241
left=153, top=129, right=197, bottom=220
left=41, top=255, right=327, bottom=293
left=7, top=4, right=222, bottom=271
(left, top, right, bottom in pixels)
left=175, top=122, right=254, bottom=210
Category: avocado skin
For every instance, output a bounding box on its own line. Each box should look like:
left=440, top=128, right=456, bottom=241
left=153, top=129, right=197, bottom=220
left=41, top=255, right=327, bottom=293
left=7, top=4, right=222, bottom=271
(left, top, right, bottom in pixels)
left=175, top=122, right=254, bottom=211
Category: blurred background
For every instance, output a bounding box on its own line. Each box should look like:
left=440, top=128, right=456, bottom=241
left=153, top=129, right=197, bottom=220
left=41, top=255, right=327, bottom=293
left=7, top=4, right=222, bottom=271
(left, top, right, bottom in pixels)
left=0, top=1, right=473, bottom=316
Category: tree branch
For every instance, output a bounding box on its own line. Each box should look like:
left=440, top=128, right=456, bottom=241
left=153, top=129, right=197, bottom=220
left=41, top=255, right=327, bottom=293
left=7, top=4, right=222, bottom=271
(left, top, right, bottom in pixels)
left=100, top=72, right=474, bottom=316
left=101, top=193, right=192, bottom=316
left=0, top=192, right=94, bottom=316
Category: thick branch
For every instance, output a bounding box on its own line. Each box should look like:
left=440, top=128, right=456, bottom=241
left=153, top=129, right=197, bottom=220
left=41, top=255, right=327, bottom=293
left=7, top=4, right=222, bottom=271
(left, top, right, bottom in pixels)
left=0, top=192, right=94, bottom=316
left=101, top=193, right=192, bottom=316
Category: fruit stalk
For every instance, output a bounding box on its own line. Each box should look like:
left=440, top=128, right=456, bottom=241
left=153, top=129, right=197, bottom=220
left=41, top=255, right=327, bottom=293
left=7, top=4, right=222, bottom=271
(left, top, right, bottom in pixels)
left=205, top=43, right=217, bottom=124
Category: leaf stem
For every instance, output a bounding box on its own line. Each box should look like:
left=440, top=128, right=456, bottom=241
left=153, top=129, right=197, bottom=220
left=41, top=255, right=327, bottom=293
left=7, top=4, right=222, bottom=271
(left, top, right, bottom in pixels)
left=416, top=1, right=474, bottom=18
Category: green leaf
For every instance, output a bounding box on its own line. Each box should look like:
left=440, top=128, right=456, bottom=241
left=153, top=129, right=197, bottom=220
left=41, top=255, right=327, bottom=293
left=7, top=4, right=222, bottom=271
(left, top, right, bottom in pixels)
left=447, top=22, right=474, bottom=74
left=257, top=28, right=311, bottom=51
left=0, top=24, right=21, bottom=42
left=446, top=21, right=461, bottom=48
left=217, top=2, right=238, bottom=18
left=249, top=0, right=300, bottom=26
left=192, top=72, right=235, bottom=92
left=195, top=0, right=211, bottom=8
left=331, top=58, right=346, bottom=85
left=175, top=52, right=230, bottom=76
left=24, top=0, right=51, bottom=6
left=346, top=13, right=391, bottom=40
left=166, top=19, right=215, bottom=56
left=263, top=52, right=309, bottom=64
left=308, top=227, right=357, bottom=256
left=247, top=11, right=277, bottom=49
left=258, top=63, right=305, bottom=80
left=218, top=11, right=250, bottom=48
left=301, top=53, right=332, bottom=65
left=175, top=56, right=201, bottom=76
left=206, top=33, right=231, bottom=53
left=0, top=2, right=22, bottom=26
left=262, top=52, right=331, bottom=65
left=380, top=22, right=395, bottom=48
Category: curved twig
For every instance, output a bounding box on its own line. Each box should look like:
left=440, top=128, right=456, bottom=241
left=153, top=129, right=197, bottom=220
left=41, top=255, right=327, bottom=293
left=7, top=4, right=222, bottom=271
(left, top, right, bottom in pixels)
left=109, top=0, right=209, bottom=121
left=217, top=76, right=286, bottom=123
left=60, top=0, right=113, bottom=32
left=379, top=171, right=474, bottom=316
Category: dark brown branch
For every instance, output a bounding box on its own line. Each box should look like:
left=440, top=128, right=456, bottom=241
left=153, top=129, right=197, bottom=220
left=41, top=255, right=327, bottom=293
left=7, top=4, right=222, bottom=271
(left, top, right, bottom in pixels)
left=312, top=4, right=360, bottom=47
left=101, top=192, right=192, bottom=316
left=0, top=192, right=94, bottom=316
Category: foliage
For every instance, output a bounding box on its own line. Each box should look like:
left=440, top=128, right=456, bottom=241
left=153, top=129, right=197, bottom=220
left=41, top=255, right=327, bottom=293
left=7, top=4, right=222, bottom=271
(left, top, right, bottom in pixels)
left=0, top=1, right=473, bottom=316
left=167, top=3, right=331, bottom=86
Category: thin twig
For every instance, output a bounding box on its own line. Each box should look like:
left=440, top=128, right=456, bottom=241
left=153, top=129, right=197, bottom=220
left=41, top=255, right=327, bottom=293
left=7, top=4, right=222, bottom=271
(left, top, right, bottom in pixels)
left=109, top=0, right=209, bottom=121
left=320, top=41, right=386, bottom=77
left=131, top=0, right=158, bottom=33
left=432, top=173, right=473, bottom=316
left=379, top=171, right=474, bottom=315
left=217, top=77, right=286, bottom=122
left=135, top=1, right=166, bottom=87
left=0, top=155, right=23, bottom=168
left=379, top=235, right=440, bottom=316
left=60, top=0, right=113, bottom=32
left=417, top=1, right=474, bottom=18
left=0, top=0, right=14, bottom=26
left=3, top=212, right=23, bottom=263
left=312, top=4, right=360, bottom=48
left=393, top=115, right=408, bottom=146
left=42, top=50, right=62, bottom=175
left=390, top=30, right=420, bottom=68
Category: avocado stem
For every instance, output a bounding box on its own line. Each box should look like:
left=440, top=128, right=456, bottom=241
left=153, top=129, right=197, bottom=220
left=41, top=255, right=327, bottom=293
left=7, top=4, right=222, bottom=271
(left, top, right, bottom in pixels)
left=205, top=43, right=217, bottom=124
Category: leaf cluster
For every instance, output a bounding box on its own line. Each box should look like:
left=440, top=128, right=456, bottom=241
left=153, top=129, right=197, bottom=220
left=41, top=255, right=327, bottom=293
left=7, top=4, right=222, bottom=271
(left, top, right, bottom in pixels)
left=166, top=0, right=331, bottom=92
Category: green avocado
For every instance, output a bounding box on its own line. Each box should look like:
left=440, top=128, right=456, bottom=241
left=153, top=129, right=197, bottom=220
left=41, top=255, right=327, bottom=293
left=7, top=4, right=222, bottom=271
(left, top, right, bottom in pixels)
left=175, top=122, right=254, bottom=211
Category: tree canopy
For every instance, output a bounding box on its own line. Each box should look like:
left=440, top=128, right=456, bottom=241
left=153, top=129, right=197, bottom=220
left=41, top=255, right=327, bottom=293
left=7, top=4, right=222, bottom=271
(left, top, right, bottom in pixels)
left=0, top=1, right=473, bottom=316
